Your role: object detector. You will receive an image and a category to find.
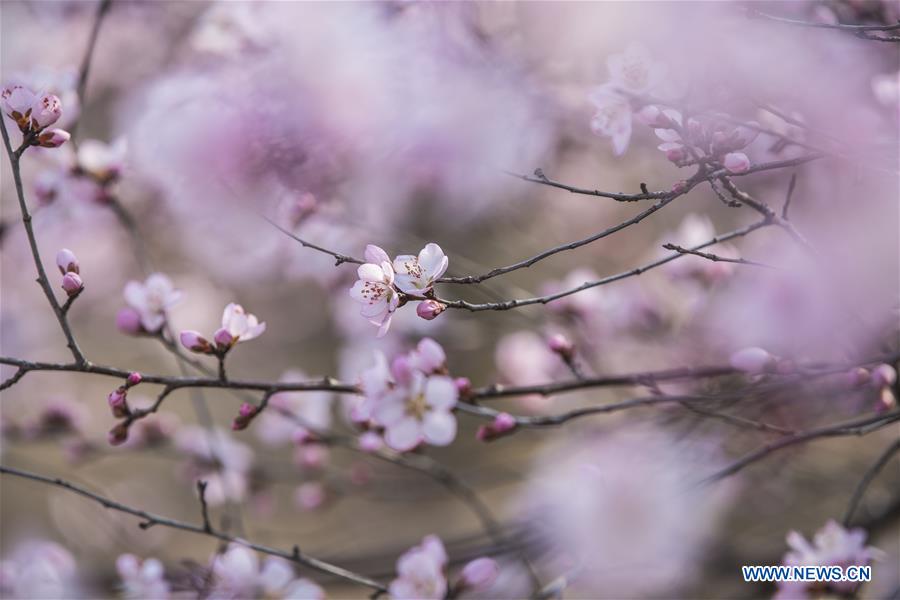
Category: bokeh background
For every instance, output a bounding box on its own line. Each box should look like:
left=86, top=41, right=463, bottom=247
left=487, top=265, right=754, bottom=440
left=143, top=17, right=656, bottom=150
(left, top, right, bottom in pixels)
left=1, top=1, right=898, bottom=598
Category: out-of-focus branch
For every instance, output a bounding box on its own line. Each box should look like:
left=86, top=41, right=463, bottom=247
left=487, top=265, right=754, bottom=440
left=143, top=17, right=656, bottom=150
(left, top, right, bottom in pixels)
left=745, top=7, right=900, bottom=42
left=0, top=465, right=387, bottom=593
left=70, top=0, right=113, bottom=141
left=842, top=437, right=900, bottom=526
left=263, top=215, right=364, bottom=266
left=661, top=243, right=776, bottom=269
left=505, top=168, right=668, bottom=202
left=700, top=411, right=900, bottom=484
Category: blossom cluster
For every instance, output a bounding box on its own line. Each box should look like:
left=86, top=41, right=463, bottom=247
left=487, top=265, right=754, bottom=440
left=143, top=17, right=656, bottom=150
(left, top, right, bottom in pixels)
left=389, top=535, right=498, bottom=600
left=352, top=339, right=459, bottom=452
left=775, top=520, right=883, bottom=599
left=1, top=83, right=70, bottom=147
left=349, top=243, right=448, bottom=336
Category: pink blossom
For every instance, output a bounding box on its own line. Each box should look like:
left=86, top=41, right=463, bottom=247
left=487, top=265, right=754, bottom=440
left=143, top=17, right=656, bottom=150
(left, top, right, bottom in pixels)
left=1, top=84, right=36, bottom=127
left=61, top=272, right=83, bottom=296
left=722, top=151, right=751, bottom=173
left=124, top=273, right=182, bottom=332
left=180, top=330, right=212, bottom=354
left=116, top=307, right=143, bottom=335
left=588, top=86, right=632, bottom=156
left=127, top=372, right=143, bottom=386
left=209, top=544, right=324, bottom=599
left=729, top=347, right=774, bottom=374
left=77, top=138, right=126, bottom=182
left=373, top=372, right=458, bottom=452
left=294, top=481, right=326, bottom=511
left=55, top=248, right=79, bottom=275
left=779, top=520, right=882, bottom=596
left=409, top=338, right=447, bottom=374
left=255, top=370, right=333, bottom=446
left=870, top=364, right=897, bottom=388
left=108, top=388, right=130, bottom=418
left=389, top=535, right=448, bottom=600
left=220, top=303, right=266, bottom=344
left=459, top=557, right=499, bottom=590
left=606, top=43, right=665, bottom=95
left=0, top=540, right=80, bottom=599
left=116, top=554, right=170, bottom=600
left=37, top=128, right=70, bottom=148
left=393, top=243, right=449, bottom=295
left=30, top=93, right=62, bottom=129
left=349, top=245, right=400, bottom=337
left=547, top=333, right=574, bottom=357
left=175, top=427, right=253, bottom=505
left=416, top=299, right=445, bottom=321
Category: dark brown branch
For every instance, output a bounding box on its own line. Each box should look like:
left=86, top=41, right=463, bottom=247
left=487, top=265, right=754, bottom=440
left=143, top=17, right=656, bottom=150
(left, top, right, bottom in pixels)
left=0, top=465, right=387, bottom=592
left=263, top=214, right=364, bottom=267
left=701, top=411, right=900, bottom=484
left=196, top=480, right=213, bottom=533
left=505, top=168, right=668, bottom=202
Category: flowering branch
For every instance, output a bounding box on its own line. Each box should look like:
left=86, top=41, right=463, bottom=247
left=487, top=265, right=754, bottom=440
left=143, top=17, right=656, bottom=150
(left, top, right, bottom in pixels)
left=0, top=465, right=388, bottom=593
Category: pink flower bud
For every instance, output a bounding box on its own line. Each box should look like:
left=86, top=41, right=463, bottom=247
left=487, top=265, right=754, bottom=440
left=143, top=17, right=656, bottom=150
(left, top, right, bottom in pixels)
left=359, top=431, right=383, bottom=453
left=213, top=327, right=234, bottom=350
left=476, top=412, right=518, bottom=442
left=723, top=152, right=751, bottom=174
left=126, top=372, right=142, bottom=387
left=61, top=272, right=83, bottom=296
left=108, top=422, right=129, bottom=446
left=665, top=146, right=686, bottom=163
left=108, top=388, right=130, bottom=418
left=416, top=299, right=446, bottom=321
left=878, top=387, right=897, bottom=412
left=493, top=412, right=517, bottom=433
left=454, top=377, right=472, bottom=397
left=232, top=402, right=258, bottom=430
left=1, top=85, right=36, bottom=127
left=671, top=180, right=688, bottom=194
left=871, top=364, right=897, bottom=388
left=635, top=105, right=663, bottom=127
left=180, top=330, right=212, bottom=354
left=547, top=333, right=574, bottom=357
left=30, top=93, right=62, bottom=129
left=37, top=128, right=70, bottom=148
left=729, top=347, right=774, bottom=374
left=460, top=557, right=499, bottom=590
left=845, top=367, right=870, bottom=388
left=56, top=248, right=79, bottom=275
left=116, top=307, right=143, bottom=335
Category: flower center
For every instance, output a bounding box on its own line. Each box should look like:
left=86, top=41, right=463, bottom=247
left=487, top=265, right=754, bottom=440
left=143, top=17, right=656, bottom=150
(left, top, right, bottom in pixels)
left=405, top=392, right=429, bottom=420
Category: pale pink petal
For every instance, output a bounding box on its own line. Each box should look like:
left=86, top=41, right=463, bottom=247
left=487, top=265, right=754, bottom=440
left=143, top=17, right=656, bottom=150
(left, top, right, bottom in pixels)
left=422, top=411, right=457, bottom=446
left=364, top=245, right=390, bottom=265
left=385, top=417, right=422, bottom=451
left=357, top=263, right=386, bottom=282
left=425, top=376, right=457, bottom=410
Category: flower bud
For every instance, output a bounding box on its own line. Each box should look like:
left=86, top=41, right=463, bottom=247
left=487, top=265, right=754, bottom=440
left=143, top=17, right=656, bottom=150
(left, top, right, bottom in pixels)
left=671, top=180, right=688, bottom=194
left=635, top=105, right=663, bottom=127
left=416, top=299, right=446, bottom=321
left=460, top=557, right=499, bottom=590
left=213, top=327, right=235, bottom=351
left=723, top=152, right=750, bottom=174
left=126, top=372, right=142, bottom=387
left=61, top=272, right=83, bottom=296
left=30, top=93, right=62, bottom=129
left=729, top=347, right=774, bottom=374
left=108, top=422, right=129, bottom=446
left=180, top=330, right=212, bottom=354
left=108, top=388, right=130, bottom=418
left=1, top=85, right=36, bottom=130
left=116, top=307, right=143, bottom=335
left=37, top=128, right=70, bottom=148
left=665, top=146, right=686, bottom=163
left=547, top=333, right=574, bottom=357
left=877, top=387, right=897, bottom=412
left=231, top=402, right=258, bottom=431
left=454, top=377, right=472, bottom=397
left=871, top=364, right=897, bottom=388
left=845, top=367, right=870, bottom=388
left=476, top=412, right=517, bottom=442
left=55, top=248, right=79, bottom=275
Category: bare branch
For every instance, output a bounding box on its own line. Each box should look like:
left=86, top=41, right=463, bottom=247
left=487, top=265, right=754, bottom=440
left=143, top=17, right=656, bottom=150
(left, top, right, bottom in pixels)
left=843, top=437, right=900, bottom=526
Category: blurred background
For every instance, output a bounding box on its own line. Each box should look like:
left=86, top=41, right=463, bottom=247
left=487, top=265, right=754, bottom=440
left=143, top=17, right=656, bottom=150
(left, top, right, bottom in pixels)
left=1, top=1, right=898, bottom=598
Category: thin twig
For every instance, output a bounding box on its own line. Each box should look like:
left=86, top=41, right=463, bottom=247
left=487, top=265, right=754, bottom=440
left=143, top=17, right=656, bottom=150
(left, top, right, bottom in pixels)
left=661, top=243, right=777, bottom=269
